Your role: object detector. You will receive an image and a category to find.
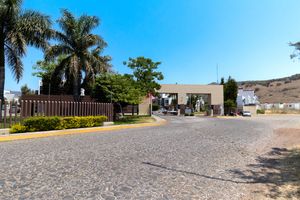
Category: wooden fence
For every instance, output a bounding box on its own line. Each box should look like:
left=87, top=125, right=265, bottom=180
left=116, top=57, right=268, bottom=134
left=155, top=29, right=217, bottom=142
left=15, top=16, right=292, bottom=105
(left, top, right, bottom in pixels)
left=0, top=99, right=113, bottom=128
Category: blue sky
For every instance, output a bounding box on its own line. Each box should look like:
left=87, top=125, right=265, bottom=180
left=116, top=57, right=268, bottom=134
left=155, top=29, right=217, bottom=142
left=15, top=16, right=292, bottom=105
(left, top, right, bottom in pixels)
left=6, top=0, right=300, bottom=91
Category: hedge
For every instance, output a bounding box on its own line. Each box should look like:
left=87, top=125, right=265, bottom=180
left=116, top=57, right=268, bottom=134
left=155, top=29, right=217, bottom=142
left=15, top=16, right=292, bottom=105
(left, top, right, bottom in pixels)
left=256, top=109, right=265, bottom=114
left=10, top=116, right=107, bottom=133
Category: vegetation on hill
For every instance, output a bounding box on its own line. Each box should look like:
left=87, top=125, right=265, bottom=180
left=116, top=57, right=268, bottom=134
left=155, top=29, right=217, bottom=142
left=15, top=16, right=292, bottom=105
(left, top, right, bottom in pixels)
left=239, top=74, right=300, bottom=103
left=238, top=74, right=300, bottom=87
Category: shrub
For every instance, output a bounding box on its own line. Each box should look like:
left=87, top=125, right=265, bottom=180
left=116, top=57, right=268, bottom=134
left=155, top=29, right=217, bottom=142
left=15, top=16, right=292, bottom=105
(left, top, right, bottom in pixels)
left=10, top=124, right=27, bottom=134
left=152, top=103, right=160, bottom=111
left=184, top=113, right=194, bottom=116
left=257, top=109, right=265, bottom=114
left=10, top=116, right=107, bottom=133
left=23, top=116, right=62, bottom=132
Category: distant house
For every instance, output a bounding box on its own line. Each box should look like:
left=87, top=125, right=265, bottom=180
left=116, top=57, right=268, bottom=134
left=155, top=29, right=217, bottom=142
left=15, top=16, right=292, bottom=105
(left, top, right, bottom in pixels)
left=4, top=90, right=21, bottom=104
left=237, top=89, right=259, bottom=107
left=236, top=88, right=259, bottom=114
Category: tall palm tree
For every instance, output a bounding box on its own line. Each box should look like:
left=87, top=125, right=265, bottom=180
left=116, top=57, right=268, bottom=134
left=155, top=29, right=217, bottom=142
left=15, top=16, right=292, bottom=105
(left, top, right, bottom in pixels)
left=45, top=9, right=109, bottom=97
left=0, top=0, right=52, bottom=101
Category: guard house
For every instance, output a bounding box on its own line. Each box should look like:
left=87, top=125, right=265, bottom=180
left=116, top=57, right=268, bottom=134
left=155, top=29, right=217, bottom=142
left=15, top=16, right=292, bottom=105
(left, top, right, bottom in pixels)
left=138, top=84, right=224, bottom=116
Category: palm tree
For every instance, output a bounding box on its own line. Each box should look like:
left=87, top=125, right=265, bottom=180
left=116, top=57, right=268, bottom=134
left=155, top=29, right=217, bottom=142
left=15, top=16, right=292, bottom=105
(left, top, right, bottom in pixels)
left=0, top=0, right=52, bottom=101
left=45, top=9, right=109, bottom=97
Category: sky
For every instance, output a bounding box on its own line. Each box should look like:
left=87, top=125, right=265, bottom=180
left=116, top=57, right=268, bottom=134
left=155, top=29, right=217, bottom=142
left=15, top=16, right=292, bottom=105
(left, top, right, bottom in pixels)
left=5, top=0, right=300, bottom=91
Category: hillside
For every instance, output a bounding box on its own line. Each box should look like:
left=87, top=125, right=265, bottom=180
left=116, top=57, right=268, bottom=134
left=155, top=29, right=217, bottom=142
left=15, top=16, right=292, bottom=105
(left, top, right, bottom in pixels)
left=238, top=74, right=300, bottom=103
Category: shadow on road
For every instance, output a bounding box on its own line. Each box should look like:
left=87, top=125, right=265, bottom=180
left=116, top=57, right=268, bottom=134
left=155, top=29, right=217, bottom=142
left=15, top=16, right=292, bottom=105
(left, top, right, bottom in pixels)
left=142, top=161, right=252, bottom=184
left=230, top=147, right=300, bottom=199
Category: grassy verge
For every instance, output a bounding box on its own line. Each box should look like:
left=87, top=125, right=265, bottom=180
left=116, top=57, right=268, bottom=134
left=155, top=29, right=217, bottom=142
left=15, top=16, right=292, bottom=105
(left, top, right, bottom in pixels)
left=114, top=115, right=155, bottom=125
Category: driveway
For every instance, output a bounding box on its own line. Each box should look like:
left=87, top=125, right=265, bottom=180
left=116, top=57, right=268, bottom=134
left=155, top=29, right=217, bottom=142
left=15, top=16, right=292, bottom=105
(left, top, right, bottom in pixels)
left=0, top=115, right=299, bottom=199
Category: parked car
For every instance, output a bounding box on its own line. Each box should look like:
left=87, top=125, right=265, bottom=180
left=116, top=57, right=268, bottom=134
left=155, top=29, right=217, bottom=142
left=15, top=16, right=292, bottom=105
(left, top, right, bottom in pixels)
left=229, top=111, right=237, bottom=116
left=242, top=111, right=251, bottom=117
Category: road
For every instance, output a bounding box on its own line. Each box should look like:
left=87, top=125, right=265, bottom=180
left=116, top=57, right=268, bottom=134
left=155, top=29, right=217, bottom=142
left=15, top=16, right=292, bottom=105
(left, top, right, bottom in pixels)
left=0, top=115, right=299, bottom=200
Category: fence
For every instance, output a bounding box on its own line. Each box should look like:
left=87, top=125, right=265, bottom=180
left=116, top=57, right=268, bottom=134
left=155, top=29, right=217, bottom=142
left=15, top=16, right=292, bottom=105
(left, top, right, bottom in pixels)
left=0, top=99, right=113, bottom=128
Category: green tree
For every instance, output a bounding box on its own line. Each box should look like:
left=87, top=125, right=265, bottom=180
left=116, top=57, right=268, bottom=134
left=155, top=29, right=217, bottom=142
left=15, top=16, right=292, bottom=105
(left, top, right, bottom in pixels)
left=224, top=76, right=238, bottom=103
left=0, top=0, right=52, bottom=101
left=92, top=73, right=143, bottom=115
left=220, top=77, right=225, bottom=85
left=290, top=42, right=300, bottom=59
left=21, top=84, right=34, bottom=95
left=32, top=56, right=66, bottom=95
left=221, top=76, right=238, bottom=114
left=124, top=57, right=163, bottom=96
left=45, top=9, right=110, bottom=97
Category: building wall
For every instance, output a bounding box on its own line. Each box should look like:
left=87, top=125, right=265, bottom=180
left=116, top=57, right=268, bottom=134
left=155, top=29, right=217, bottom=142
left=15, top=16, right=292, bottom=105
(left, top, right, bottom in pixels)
left=138, top=84, right=224, bottom=116
left=138, top=96, right=151, bottom=115
left=158, top=84, right=224, bottom=105
left=243, top=105, right=257, bottom=115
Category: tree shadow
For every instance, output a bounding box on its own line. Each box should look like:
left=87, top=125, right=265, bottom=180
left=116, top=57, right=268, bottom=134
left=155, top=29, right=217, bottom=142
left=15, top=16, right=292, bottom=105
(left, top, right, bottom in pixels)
left=229, top=147, right=300, bottom=199
left=142, top=161, right=253, bottom=184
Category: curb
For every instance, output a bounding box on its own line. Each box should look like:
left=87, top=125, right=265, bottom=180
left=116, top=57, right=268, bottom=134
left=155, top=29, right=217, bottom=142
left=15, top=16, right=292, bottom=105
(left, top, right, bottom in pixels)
left=0, top=115, right=167, bottom=143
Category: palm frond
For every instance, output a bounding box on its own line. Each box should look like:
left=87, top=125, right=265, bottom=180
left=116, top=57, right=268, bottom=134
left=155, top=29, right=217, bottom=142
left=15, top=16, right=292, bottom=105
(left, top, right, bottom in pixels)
left=45, top=44, right=72, bottom=61
left=4, top=44, right=23, bottom=82
left=51, top=55, right=71, bottom=79
left=5, top=31, right=26, bottom=56
left=17, top=10, right=52, bottom=49
left=57, top=9, right=76, bottom=39
left=78, top=14, right=99, bottom=35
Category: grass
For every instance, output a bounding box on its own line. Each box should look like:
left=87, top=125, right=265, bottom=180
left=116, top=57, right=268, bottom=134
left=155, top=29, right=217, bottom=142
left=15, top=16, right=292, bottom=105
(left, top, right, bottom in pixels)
left=114, top=115, right=155, bottom=125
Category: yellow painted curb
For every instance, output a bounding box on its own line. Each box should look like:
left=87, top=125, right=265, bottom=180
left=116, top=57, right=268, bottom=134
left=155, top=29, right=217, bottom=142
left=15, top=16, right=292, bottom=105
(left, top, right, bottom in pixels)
left=0, top=119, right=167, bottom=143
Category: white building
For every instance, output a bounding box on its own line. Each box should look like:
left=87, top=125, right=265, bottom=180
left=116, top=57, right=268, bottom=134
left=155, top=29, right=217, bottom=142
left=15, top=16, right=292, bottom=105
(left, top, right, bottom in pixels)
left=237, top=89, right=259, bottom=107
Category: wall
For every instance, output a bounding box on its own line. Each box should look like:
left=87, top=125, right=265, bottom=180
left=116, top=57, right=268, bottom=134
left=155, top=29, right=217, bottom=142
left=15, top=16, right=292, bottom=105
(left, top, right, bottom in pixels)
left=243, top=105, right=257, bottom=115
left=138, top=97, right=151, bottom=115
left=158, top=84, right=224, bottom=105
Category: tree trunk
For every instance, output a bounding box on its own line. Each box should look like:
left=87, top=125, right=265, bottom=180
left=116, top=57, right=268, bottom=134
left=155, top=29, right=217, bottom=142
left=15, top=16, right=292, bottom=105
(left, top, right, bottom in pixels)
left=73, top=72, right=80, bottom=99
left=0, top=29, right=5, bottom=102
left=118, top=103, right=124, bottom=117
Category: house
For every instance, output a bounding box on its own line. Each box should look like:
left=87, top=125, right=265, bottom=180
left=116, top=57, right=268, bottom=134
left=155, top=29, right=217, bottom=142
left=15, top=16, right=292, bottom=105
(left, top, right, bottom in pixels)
left=236, top=88, right=259, bottom=115
left=4, top=90, right=21, bottom=104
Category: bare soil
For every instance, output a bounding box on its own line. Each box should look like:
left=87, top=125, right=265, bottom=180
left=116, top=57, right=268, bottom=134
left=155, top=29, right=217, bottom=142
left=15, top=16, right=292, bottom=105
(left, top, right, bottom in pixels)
left=247, top=128, right=300, bottom=199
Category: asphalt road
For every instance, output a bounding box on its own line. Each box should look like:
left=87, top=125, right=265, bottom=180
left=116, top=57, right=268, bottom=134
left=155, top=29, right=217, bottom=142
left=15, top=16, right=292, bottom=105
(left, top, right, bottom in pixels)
left=0, top=115, right=299, bottom=200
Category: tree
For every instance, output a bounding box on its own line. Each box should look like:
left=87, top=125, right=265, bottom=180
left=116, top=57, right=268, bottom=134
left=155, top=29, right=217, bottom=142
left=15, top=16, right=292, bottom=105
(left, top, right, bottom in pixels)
left=220, top=77, right=225, bottom=85
left=32, top=56, right=66, bottom=95
left=124, top=57, right=163, bottom=96
left=221, top=76, right=238, bottom=114
left=21, top=84, right=34, bottom=95
left=92, top=73, right=143, bottom=115
left=290, top=42, right=300, bottom=59
left=224, top=76, right=238, bottom=103
left=45, top=9, right=110, bottom=97
left=0, top=0, right=52, bottom=101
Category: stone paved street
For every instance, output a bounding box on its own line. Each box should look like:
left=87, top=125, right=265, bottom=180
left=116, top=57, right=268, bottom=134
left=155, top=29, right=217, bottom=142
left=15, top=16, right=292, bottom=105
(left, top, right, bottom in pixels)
left=0, top=115, right=299, bottom=200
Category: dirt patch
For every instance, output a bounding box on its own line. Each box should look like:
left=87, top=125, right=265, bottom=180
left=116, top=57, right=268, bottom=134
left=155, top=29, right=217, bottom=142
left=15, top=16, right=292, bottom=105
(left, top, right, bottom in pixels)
left=272, top=128, right=300, bottom=148
left=233, top=128, right=300, bottom=199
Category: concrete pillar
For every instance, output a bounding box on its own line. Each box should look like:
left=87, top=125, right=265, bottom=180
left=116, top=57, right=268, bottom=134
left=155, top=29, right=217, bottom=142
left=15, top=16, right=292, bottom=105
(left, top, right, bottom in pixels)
left=179, top=104, right=185, bottom=115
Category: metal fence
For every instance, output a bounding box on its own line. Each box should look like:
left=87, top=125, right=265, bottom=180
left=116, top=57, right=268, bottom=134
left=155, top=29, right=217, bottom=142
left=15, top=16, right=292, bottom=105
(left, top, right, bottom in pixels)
left=0, top=99, right=113, bottom=128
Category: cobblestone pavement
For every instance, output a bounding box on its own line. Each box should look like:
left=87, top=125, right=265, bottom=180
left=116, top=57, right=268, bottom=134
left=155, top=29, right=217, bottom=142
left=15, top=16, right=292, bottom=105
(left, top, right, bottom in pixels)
left=0, top=115, right=299, bottom=200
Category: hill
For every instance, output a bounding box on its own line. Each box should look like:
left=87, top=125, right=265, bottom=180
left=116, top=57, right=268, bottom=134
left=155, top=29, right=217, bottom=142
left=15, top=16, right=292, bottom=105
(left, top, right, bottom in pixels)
left=238, top=74, right=300, bottom=103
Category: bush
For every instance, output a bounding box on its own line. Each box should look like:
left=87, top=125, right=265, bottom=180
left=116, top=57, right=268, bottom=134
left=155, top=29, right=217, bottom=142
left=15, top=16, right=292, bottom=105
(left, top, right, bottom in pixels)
left=152, top=103, right=160, bottom=111
left=23, top=116, right=62, bottom=132
left=184, top=113, right=194, bottom=116
left=10, top=116, right=107, bottom=133
left=257, top=109, right=265, bottom=114
left=10, top=124, right=27, bottom=134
